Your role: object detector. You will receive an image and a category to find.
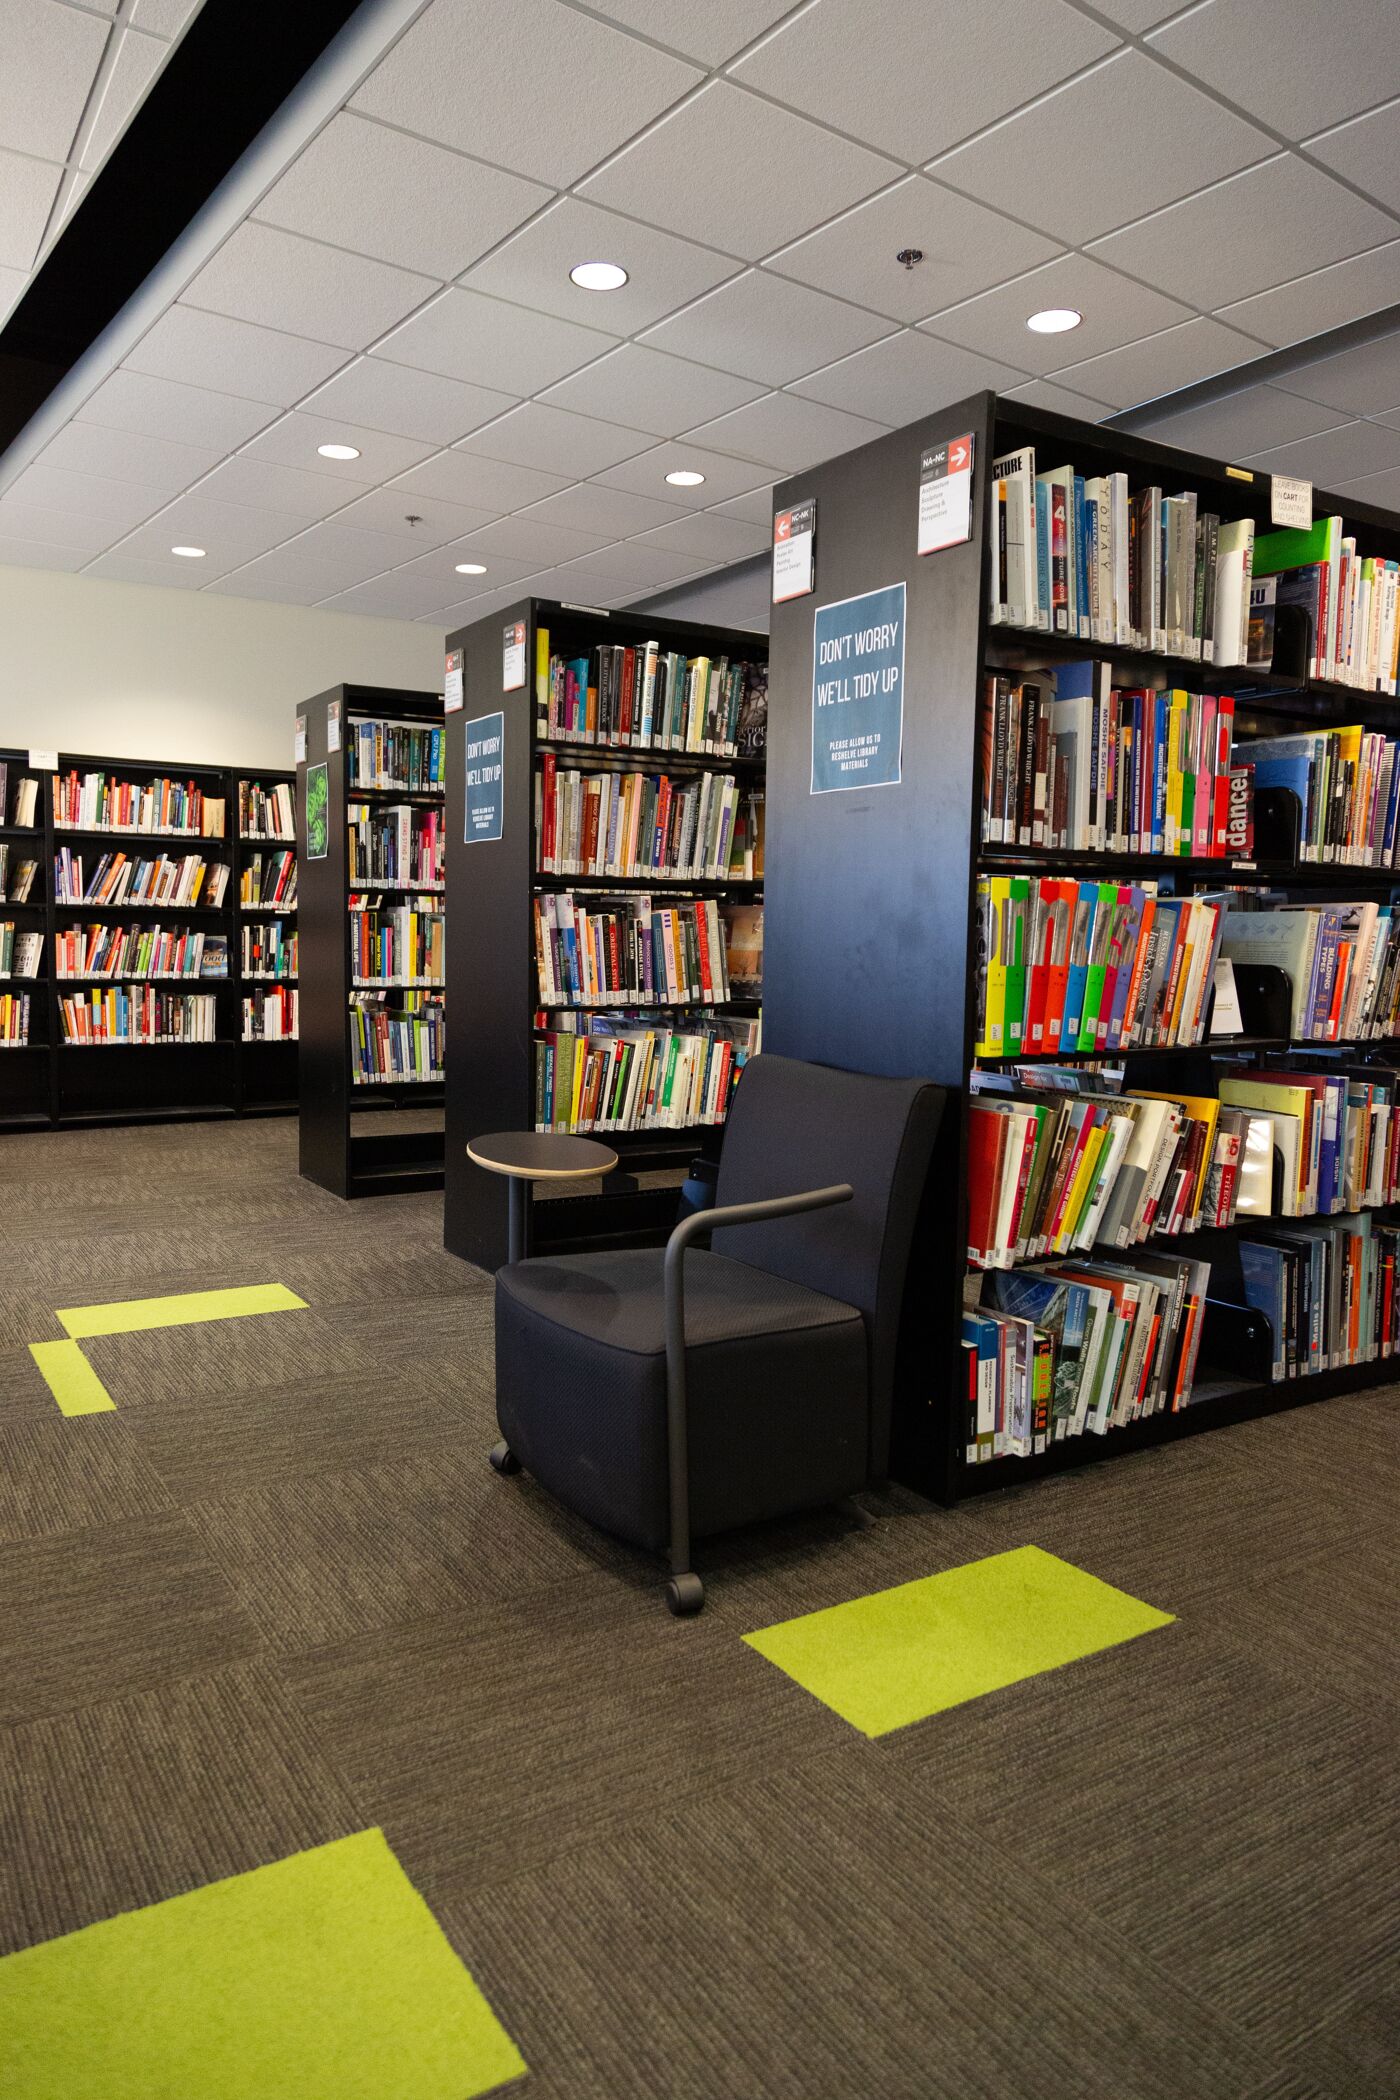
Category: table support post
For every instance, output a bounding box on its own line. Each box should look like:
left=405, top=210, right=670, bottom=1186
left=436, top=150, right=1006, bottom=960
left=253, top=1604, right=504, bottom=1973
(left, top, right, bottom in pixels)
left=507, top=1176, right=533, bottom=1265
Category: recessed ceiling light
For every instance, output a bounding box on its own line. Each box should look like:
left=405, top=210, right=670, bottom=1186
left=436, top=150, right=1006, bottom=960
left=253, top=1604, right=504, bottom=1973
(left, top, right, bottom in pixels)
left=454, top=562, right=488, bottom=575
left=1026, top=307, right=1082, bottom=335
left=170, top=545, right=206, bottom=558
left=317, top=442, right=361, bottom=460
left=665, top=469, right=705, bottom=487
left=570, top=261, right=628, bottom=291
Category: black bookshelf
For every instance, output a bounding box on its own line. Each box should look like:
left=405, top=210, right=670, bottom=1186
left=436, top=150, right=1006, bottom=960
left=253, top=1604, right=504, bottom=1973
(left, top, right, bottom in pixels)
left=0, top=746, right=301, bottom=1132
left=296, top=684, right=445, bottom=1198
left=763, top=387, right=1400, bottom=1506
left=442, top=597, right=767, bottom=1271
left=234, top=769, right=298, bottom=1115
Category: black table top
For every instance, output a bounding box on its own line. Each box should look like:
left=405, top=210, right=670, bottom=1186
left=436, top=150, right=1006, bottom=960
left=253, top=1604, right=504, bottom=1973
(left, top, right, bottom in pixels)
left=466, top=1131, right=619, bottom=1181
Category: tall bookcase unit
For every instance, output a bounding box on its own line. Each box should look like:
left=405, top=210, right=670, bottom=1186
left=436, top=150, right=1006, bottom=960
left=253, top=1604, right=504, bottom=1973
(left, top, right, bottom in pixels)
left=442, top=598, right=767, bottom=1271
left=297, top=684, right=446, bottom=1198
left=0, top=746, right=299, bottom=1131
left=763, top=388, right=1400, bottom=1505
left=235, top=769, right=298, bottom=1115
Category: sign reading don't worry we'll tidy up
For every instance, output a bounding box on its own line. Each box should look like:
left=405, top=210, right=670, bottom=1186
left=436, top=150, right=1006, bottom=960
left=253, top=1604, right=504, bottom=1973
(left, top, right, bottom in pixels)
left=810, top=582, right=905, bottom=795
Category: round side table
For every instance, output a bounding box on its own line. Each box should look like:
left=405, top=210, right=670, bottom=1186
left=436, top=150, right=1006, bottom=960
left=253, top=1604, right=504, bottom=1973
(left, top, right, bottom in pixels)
left=465, top=1130, right=619, bottom=1263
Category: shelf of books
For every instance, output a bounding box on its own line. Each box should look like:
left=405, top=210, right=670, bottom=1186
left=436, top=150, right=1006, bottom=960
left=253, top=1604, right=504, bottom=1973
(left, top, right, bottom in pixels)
left=235, top=771, right=298, bottom=1114
left=761, top=387, right=1400, bottom=1504
left=296, top=685, right=446, bottom=1198
left=0, top=746, right=302, bottom=1131
left=442, top=598, right=767, bottom=1270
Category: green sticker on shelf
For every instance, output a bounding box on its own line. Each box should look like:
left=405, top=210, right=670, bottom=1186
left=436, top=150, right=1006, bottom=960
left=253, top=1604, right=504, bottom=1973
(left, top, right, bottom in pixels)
left=305, top=762, right=328, bottom=860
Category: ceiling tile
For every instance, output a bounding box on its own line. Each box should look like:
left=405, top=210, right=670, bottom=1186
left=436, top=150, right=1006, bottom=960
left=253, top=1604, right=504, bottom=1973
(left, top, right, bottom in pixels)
left=592, top=441, right=773, bottom=505
left=5, top=462, right=164, bottom=530
left=790, top=330, right=1027, bottom=423
left=764, top=175, right=1060, bottom=325
left=450, top=515, right=618, bottom=566
left=396, top=450, right=572, bottom=510
left=1306, top=98, right=1400, bottom=216
left=325, top=488, right=501, bottom=547
left=1127, top=383, right=1354, bottom=458
left=682, top=392, right=889, bottom=471
left=350, top=0, right=701, bottom=188
left=253, top=112, right=550, bottom=282
left=730, top=0, right=1117, bottom=164
left=539, top=344, right=768, bottom=434
left=581, top=0, right=793, bottom=64
left=76, top=368, right=280, bottom=451
left=516, top=483, right=689, bottom=538
left=129, top=0, right=202, bottom=32
left=630, top=512, right=769, bottom=561
left=999, top=377, right=1117, bottom=418
left=204, top=560, right=362, bottom=607
left=930, top=50, right=1273, bottom=247
left=1086, top=0, right=1180, bottom=24
left=1270, top=329, right=1400, bottom=416
left=432, top=576, right=555, bottom=626
left=79, top=27, right=163, bottom=171
left=82, top=552, right=212, bottom=590
left=0, top=263, right=25, bottom=326
left=123, top=306, right=347, bottom=405
left=181, top=222, right=437, bottom=352
left=318, top=573, right=462, bottom=620
left=549, top=546, right=715, bottom=591
left=113, top=495, right=299, bottom=571
left=375, top=286, right=616, bottom=394
left=1087, top=156, right=1399, bottom=312
left=0, top=498, right=117, bottom=553
left=1150, top=0, right=1400, bottom=141
left=579, top=81, right=900, bottom=261
left=0, top=0, right=110, bottom=161
left=0, top=535, right=89, bottom=573
left=239, top=412, right=435, bottom=481
left=454, top=400, right=657, bottom=475
left=1373, top=407, right=1400, bottom=432
left=1044, top=316, right=1268, bottom=412
left=708, top=485, right=775, bottom=526
left=460, top=196, right=740, bottom=333
left=1242, top=420, right=1400, bottom=485
left=194, top=456, right=366, bottom=521
left=639, top=271, right=894, bottom=387
left=1330, top=463, right=1400, bottom=508
left=386, top=544, right=545, bottom=592
left=925, top=254, right=1192, bottom=373
left=1216, top=241, right=1400, bottom=349
left=0, top=148, right=61, bottom=272
left=40, top=417, right=226, bottom=492
left=221, top=522, right=413, bottom=593
left=298, top=357, right=515, bottom=445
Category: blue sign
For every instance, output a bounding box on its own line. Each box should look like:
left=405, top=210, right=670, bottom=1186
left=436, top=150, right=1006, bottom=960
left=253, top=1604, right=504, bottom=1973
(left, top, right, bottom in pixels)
left=810, top=582, right=905, bottom=795
left=464, top=710, right=505, bottom=843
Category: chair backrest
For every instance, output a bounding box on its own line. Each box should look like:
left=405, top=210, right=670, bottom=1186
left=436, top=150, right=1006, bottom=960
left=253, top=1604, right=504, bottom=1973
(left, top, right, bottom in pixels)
left=710, top=1053, right=944, bottom=1480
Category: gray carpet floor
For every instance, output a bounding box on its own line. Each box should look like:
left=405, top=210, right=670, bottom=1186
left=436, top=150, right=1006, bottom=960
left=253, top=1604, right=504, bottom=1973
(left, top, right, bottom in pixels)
left=1, top=1114, right=1397, bottom=2099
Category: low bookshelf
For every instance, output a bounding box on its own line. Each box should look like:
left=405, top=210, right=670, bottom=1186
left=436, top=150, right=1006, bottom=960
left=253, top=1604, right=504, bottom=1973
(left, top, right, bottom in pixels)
left=762, top=387, right=1400, bottom=1505
left=235, top=770, right=298, bottom=1114
left=296, top=684, right=446, bottom=1198
left=442, top=598, right=767, bottom=1271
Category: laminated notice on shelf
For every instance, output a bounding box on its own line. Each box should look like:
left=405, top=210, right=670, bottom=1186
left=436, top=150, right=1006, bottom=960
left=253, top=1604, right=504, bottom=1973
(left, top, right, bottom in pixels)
left=28, top=749, right=57, bottom=771
left=503, top=621, right=526, bottom=692
left=917, top=433, right=974, bottom=555
left=1210, top=956, right=1244, bottom=1037
left=444, top=647, right=464, bottom=713
left=465, top=710, right=505, bottom=843
left=811, top=582, right=904, bottom=795
left=326, top=698, right=341, bottom=753
left=772, top=497, right=815, bottom=603
left=1271, top=473, right=1312, bottom=530
left=294, top=715, right=306, bottom=765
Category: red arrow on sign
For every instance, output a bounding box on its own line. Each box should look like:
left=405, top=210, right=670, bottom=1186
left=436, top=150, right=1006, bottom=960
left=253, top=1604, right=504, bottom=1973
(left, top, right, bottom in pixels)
left=949, top=439, right=969, bottom=471
left=775, top=512, right=791, bottom=539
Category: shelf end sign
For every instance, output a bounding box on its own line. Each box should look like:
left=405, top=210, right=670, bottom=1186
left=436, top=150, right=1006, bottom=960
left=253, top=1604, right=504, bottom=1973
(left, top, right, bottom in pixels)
left=465, top=710, right=505, bottom=843
left=917, top=432, right=974, bottom=555
left=772, top=497, right=815, bottom=603
left=811, top=582, right=905, bottom=796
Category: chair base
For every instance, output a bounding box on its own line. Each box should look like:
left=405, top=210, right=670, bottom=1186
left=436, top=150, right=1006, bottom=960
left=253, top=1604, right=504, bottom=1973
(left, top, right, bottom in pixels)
left=666, top=1571, right=705, bottom=1616
left=488, top=1438, right=522, bottom=1477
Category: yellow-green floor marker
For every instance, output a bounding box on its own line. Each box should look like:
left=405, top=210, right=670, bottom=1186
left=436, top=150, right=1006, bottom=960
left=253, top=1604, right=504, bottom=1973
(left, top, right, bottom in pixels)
left=0, top=1829, right=525, bottom=2100
left=57, top=1282, right=307, bottom=1339
left=28, top=1340, right=115, bottom=1417
left=744, top=1545, right=1175, bottom=1737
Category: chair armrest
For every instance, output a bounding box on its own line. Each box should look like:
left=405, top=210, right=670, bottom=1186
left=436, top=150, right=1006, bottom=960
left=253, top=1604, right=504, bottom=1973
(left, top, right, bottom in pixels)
left=664, top=1183, right=853, bottom=1327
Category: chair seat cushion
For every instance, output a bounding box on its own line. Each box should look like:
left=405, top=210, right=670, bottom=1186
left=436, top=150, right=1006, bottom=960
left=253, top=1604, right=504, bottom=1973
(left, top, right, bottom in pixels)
left=494, top=1248, right=868, bottom=1554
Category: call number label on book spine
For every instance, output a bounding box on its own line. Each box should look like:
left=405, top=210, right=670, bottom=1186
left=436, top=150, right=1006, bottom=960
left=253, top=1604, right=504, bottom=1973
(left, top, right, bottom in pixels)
left=772, top=497, right=815, bottom=603
left=917, top=433, right=974, bottom=555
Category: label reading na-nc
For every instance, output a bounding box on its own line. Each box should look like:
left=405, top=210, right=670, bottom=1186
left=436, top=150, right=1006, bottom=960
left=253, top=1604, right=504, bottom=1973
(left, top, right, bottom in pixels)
left=772, top=497, right=816, bottom=603
left=917, top=432, right=974, bottom=555
left=444, top=647, right=464, bottom=713
left=465, top=710, right=505, bottom=843
left=811, top=582, right=905, bottom=795
left=502, top=621, right=526, bottom=692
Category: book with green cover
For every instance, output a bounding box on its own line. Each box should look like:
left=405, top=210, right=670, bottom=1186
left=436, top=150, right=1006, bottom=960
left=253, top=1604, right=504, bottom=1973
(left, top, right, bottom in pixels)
left=1253, top=516, right=1341, bottom=578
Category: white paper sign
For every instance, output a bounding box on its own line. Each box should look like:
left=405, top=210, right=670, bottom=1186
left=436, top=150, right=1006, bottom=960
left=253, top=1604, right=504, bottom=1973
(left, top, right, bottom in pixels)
left=444, top=647, right=464, bottom=713
left=294, top=715, right=307, bottom=765
left=27, top=748, right=57, bottom=770
left=1271, top=473, right=1312, bottom=530
left=502, top=620, right=526, bottom=692
left=917, top=433, right=974, bottom=556
left=326, top=698, right=341, bottom=752
left=772, top=497, right=815, bottom=603
left=1210, top=956, right=1245, bottom=1037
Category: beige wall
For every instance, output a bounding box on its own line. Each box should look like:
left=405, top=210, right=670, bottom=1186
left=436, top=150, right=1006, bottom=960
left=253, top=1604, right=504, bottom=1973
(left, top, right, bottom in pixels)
left=0, top=565, right=444, bottom=772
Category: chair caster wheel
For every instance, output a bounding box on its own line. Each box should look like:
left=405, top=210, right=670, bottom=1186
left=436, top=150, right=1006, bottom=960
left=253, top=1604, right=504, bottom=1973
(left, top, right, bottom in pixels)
left=489, top=1439, right=521, bottom=1476
left=666, top=1572, right=705, bottom=1616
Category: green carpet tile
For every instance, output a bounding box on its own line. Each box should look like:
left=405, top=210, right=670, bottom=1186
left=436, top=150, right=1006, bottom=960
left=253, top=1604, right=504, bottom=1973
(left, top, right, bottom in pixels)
left=0, top=1115, right=1398, bottom=2097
